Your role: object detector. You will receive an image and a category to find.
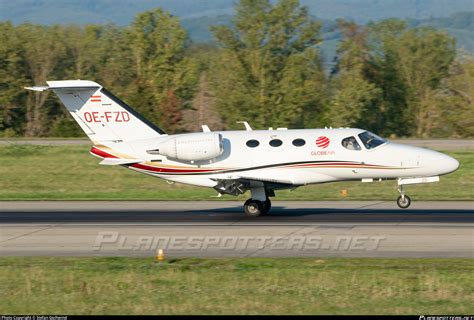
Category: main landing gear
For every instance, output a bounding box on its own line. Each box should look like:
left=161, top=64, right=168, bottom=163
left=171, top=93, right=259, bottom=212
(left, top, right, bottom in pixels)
left=243, top=187, right=272, bottom=217
left=244, top=198, right=271, bottom=217
left=396, top=184, right=411, bottom=209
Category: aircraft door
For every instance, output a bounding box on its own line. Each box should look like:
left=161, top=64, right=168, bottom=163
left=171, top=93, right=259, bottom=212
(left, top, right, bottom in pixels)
left=341, top=136, right=364, bottom=175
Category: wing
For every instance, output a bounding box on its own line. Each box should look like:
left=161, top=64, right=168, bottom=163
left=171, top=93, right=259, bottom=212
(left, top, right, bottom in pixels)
left=212, top=175, right=295, bottom=196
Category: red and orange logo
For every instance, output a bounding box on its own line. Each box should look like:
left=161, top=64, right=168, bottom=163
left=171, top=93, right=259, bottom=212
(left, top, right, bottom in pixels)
left=316, top=136, right=330, bottom=149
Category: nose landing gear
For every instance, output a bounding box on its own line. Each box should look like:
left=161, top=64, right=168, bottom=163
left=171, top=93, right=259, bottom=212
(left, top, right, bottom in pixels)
left=397, top=194, right=411, bottom=208
left=396, top=184, right=411, bottom=209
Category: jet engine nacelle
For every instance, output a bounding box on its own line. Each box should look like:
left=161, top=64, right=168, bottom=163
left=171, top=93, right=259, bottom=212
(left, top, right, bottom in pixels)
left=157, top=132, right=224, bottom=162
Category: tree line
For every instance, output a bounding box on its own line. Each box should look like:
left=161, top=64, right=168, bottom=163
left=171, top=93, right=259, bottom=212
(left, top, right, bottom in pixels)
left=0, top=0, right=472, bottom=138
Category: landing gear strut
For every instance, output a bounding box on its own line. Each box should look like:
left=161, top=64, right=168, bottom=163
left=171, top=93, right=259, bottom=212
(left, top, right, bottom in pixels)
left=396, top=184, right=411, bottom=209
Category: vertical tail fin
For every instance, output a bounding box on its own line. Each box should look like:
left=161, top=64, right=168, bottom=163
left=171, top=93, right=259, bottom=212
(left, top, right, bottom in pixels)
left=25, top=80, right=165, bottom=144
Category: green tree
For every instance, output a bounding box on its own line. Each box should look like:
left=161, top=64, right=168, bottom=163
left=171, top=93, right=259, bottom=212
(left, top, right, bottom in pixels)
left=328, top=20, right=382, bottom=130
left=2, top=7, right=467, bottom=139
left=0, top=22, right=28, bottom=136
left=396, top=28, right=456, bottom=137
left=367, top=19, right=410, bottom=136
left=331, top=20, right=457, bottom=138
left=17, top=24, right=67, bottom=136
left=49, top=24, right=107, bottom=137
left=211, top=0, right=325, bottom=129
left=128, top=8, right=198, bottom=133
left=62, top=25, right=101, bottom=79
left=182, top=44, right=224, bottom=132
left=430, top=56, right=474, bottom=137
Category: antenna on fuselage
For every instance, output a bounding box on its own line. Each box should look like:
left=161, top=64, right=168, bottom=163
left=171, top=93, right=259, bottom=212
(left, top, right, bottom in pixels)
left=236, top=121, right=253, bottom=131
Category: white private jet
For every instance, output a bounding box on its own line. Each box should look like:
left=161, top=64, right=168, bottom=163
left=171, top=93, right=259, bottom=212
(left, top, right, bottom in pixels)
left=26, top=80, right=460, bottom=216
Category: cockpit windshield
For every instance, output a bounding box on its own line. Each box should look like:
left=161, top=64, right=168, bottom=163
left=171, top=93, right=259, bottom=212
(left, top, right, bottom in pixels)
left=358, top=131, right=387, bottom=149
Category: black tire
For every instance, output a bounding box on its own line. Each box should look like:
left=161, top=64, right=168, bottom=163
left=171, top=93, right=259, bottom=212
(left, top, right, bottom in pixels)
left=262, top=198, right=272, bottom=214
left=244, top=199, right=264, bottom=217
left=397, top=195, right=411, bottom=209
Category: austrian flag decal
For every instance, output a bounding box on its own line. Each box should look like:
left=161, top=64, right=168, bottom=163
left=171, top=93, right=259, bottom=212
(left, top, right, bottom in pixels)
left=90, top=95, right=101, bottom=103
left=316, top=136, right=330, bottom=149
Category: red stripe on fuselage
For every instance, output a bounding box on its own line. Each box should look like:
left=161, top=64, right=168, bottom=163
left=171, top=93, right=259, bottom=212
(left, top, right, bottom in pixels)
left=289, top=162, right=385, bottom=168
left=88, top=148, right=396, bottom=175
left=90, top=146, right=117, bottom=159
left=90, top=147, right=222, bottom=173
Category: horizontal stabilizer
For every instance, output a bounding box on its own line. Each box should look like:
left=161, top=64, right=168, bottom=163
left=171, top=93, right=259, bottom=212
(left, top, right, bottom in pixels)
left=25, top=80, right=101, bottom=92
left=24, top=86, right=49, bottom=92
left=99, top=158, right=143, bottom=166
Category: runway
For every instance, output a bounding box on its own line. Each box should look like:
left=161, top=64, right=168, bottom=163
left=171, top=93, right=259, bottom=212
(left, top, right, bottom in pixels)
left=1, top=201, right=473, bottom=258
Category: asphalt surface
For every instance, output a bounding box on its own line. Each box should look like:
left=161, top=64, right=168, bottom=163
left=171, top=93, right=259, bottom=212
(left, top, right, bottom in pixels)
left=1, top=139, right=473, bottom=150
left=1, top=201, right=473, bottom=258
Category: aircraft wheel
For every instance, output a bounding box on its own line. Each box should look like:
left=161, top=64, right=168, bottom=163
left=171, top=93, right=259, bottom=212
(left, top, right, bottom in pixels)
left=397, top=195, right=411, bottom=209
left=262, top=198, right=272, bottom=214
left=244, top=199, right=265, bottom=217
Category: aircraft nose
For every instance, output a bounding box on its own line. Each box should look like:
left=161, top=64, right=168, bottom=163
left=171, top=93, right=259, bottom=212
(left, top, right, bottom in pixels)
left=430, top=151, right=460, bottom=175
left=444, top=154, right=460, bottom=174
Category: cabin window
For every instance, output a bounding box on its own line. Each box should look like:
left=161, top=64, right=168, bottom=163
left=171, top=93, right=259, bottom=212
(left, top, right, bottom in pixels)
left=358, top=131, right=387, bottom=149
left=341, top=136, right=361, bottom=151
left=269, top=139, right=283, bottom=147
left=292, top=138, right=306, bottom=147
left=246, top=139, right=260, bottom=148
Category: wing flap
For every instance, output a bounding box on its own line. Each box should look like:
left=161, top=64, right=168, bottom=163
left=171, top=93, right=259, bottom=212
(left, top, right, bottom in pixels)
left=235, top=175, right=294, bottom=185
